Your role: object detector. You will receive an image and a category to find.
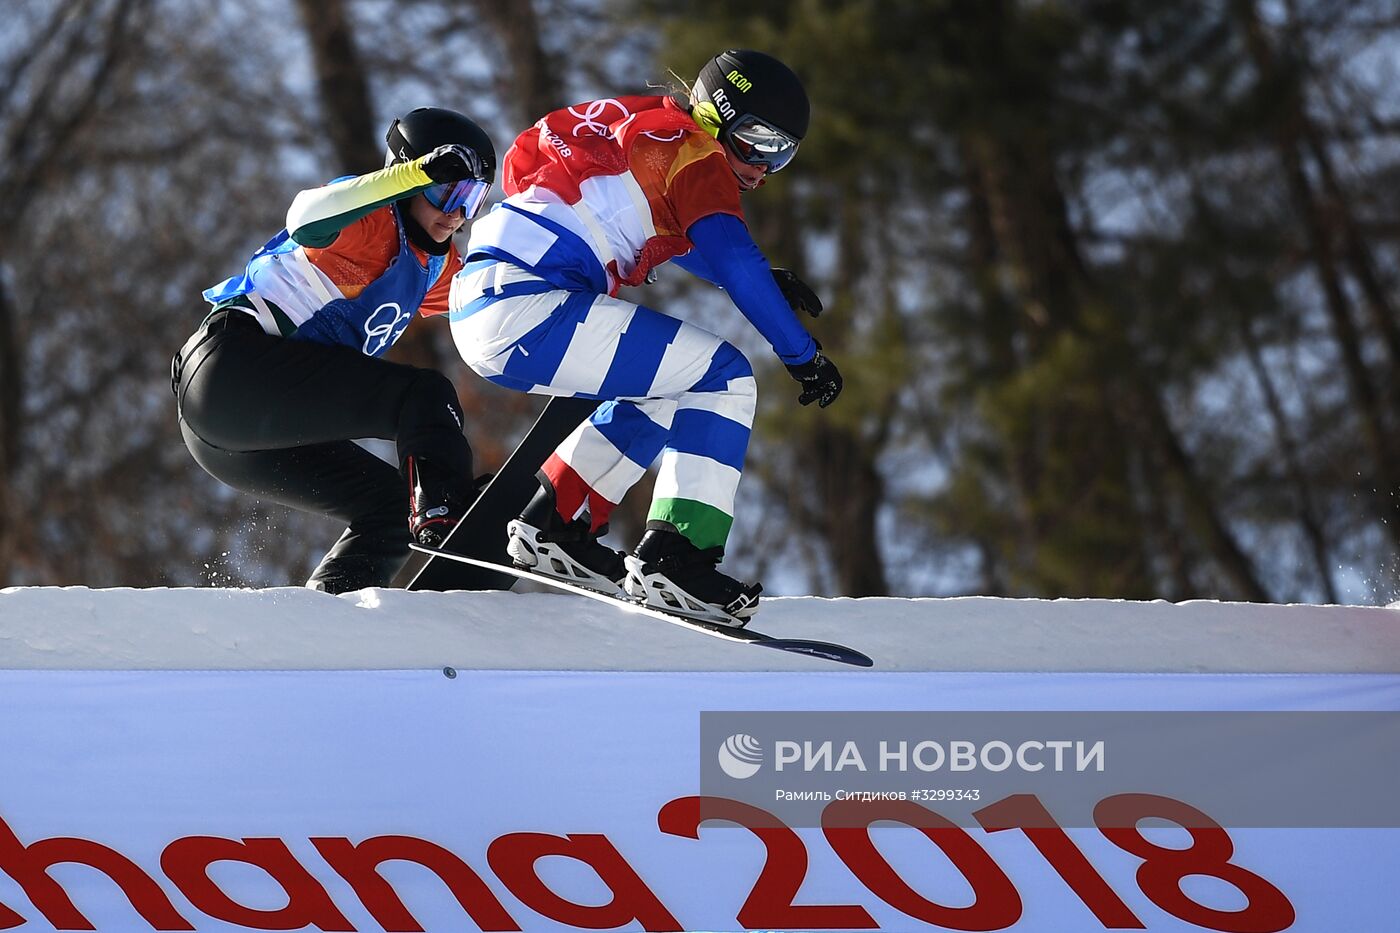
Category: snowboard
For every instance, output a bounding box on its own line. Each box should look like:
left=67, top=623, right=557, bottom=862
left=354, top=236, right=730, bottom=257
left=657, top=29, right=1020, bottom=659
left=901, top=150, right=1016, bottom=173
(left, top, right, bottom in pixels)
left=410, top=542, right=876, bottom=668
left=406, top=395, right=598, bottom=591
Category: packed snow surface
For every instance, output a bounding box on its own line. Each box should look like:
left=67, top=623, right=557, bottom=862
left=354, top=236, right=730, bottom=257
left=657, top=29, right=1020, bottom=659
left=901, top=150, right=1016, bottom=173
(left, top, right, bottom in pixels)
left=2, top=585, right=1396, bottom=672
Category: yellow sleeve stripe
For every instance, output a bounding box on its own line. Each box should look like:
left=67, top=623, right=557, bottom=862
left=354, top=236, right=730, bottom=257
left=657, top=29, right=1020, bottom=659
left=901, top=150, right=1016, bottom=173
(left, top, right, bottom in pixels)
left=285, top=159, right=435, bottom=247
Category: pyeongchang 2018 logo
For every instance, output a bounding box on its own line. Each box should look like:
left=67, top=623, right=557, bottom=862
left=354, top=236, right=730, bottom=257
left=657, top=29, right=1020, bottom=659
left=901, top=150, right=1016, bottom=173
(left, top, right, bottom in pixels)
left=0, top=811, right=685, bottom=931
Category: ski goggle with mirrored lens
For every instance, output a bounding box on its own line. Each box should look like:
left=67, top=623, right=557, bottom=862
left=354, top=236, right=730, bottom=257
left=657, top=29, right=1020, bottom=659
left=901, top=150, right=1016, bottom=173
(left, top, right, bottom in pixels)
left=723, top=115, right=801, bottom=173
left=423, top=177, right=493, bottom=218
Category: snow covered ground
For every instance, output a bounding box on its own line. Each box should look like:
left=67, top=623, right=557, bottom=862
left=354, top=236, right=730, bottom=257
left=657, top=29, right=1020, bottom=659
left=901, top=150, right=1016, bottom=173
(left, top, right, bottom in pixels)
left=1, top=586, right=1396, bottom=932
left=2, top=585, right=1397, bottom=672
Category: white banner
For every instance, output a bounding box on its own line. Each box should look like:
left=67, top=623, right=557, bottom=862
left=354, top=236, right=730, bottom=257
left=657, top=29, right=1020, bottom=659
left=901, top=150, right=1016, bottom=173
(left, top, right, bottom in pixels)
left=0, top=670, right=1396, bottom=932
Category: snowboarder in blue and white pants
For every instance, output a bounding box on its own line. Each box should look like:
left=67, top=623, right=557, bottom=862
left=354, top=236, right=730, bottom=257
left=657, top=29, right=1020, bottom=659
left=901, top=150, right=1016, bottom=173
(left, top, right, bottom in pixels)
left=443, top=50, right=842, bottom=624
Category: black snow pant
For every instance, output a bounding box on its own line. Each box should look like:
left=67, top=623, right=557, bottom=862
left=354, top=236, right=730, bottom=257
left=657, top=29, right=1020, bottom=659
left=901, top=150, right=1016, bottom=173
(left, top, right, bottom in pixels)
left=172, top=307, right=472, bottom=593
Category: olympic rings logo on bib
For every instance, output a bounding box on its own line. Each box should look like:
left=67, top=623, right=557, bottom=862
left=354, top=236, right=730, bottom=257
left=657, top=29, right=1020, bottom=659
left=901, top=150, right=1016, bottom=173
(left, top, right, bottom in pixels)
left=567, top=98, right=631, bottom=137
left=363, top=302, right=410, bottom=356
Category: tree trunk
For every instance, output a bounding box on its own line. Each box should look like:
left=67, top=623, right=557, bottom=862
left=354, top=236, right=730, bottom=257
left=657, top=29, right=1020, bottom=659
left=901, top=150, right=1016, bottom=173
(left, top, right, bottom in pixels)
left=470, top=0, right=564, bottom=125
left=0, top=273, right=20, bottom=580
left=752, top=181, right=892, bottom=596
left=293, top=0, right=380, bottom=176
left=962, top=126, right=1164, bottom=597
left=1133, top=381, right=1272, bottom=601
left=1239, top=311, right=1339, bottom=602
left=960, top=141, right=1051, bottom=583
left=807, top=424, right=890, bottom=596
left=292, top=0, right=456, bottom=380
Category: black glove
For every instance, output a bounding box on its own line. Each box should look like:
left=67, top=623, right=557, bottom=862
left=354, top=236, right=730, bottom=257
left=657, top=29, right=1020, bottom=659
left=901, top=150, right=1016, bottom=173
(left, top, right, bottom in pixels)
left=771, top=267, right=823, bottom=317
left=421, top=143, right=482, bottom=183
left=786, top=350, right=843, bottom=408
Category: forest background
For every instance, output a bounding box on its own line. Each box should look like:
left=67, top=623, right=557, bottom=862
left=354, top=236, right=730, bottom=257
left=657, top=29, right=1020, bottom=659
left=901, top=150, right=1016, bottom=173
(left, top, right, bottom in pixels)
left=3, top=0, right=1398, bottom=604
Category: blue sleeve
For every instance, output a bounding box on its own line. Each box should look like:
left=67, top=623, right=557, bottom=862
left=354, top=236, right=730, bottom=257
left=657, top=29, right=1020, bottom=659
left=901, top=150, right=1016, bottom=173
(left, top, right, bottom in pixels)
left=670, top=247, right=718, bottom=284
left=684, top=213, right=817, bottom=365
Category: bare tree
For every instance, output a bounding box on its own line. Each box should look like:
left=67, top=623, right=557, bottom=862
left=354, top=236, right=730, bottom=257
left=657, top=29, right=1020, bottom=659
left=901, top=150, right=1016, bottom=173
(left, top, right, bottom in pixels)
left=0, top=0, right=330, bottom=585
left=0, top=0, right=149, bottom=581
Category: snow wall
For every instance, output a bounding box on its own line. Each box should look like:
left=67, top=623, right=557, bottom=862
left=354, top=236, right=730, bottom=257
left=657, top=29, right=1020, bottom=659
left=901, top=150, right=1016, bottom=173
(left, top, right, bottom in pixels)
left=0, top=585, right=1397, bottom=933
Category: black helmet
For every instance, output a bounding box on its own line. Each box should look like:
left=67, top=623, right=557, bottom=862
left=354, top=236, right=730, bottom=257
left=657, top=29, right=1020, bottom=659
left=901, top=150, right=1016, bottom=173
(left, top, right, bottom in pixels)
left=385, top=107, right=496, bottom=217
left=690, top=49, right=809, bottom=173
left=385, top=107, right=496, bottom=181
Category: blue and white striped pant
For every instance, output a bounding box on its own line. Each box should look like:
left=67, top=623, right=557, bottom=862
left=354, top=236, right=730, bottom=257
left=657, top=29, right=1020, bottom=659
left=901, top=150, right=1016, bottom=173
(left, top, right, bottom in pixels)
left=448, top=260, right=756, bottom=549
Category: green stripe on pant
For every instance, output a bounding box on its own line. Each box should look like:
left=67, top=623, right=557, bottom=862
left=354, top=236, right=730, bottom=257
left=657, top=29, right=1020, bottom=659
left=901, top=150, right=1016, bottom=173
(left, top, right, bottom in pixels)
left=648, top=497, right=734, bottom=551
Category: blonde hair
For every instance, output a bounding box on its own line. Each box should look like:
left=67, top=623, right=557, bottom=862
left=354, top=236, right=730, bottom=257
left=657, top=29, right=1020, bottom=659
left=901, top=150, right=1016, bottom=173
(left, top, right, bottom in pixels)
left=647, top=68, right=697, bottom=107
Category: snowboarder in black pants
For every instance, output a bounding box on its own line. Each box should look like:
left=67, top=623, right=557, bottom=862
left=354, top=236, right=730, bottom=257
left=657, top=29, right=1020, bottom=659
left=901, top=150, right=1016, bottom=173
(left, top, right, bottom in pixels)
left=173, top=108, right=495, bottom=593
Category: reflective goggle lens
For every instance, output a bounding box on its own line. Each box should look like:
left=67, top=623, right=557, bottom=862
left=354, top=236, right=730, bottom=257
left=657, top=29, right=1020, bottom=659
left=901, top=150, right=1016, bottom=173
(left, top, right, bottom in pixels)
left=727, top=118, right=800, bottom=172
left=424, top=178, right=492, bottom=217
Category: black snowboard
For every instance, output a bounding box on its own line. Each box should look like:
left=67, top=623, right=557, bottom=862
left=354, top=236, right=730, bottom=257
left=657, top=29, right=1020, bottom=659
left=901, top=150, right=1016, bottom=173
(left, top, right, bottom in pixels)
left=407, top=395, right=598, bottom=591
left=411, top=543, right=877, bottom=668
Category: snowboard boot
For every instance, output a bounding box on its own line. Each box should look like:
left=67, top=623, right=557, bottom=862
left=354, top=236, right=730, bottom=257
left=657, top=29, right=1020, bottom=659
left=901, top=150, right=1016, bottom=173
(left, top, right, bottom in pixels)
left=624, top=528, right=762, bottom=626
left=506, top=484, right=627, bottom=594
left=406, top=455, right=468, bottom=548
